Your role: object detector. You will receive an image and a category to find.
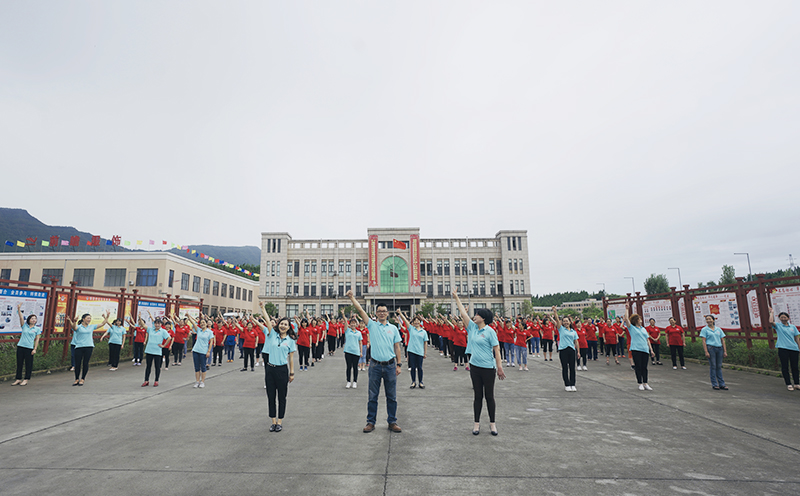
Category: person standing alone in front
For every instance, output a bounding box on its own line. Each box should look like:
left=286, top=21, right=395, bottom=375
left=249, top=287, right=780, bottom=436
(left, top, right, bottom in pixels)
left=346, top=290, right=403, bottom=433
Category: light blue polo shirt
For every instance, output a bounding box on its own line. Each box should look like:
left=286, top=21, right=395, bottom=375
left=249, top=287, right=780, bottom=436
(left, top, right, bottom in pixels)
left=557, top=326, right=577, bottom=351
left=774, top=322, right=800, bottom=351
left=266, top=332, right=296, bottom=366
left=74, top=325, right=97, bottom=348
left=407, top=325, right=429, bottom=357
left=367, top=319, right=401, bottom=362
left=700, top=326, right=725, bottom=347
left=466, top=320, right=499, bottom=369
left=145, top=326, right=170, bottom=355
left=344, top=328, right=362, bottom=355
left=18, top=323, right=43, bottom=349
left=108, top=325, right=127, bottom=345
left=626, top=323, right=650, bottom=353
left=192, top=326, right=214, bottom=354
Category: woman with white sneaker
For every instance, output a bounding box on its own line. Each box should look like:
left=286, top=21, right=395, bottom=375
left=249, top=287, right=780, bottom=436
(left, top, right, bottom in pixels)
left=552, top=307, right=580, bottom=392
left=622, top=304, right=656, bottom=391
left=576, top=320, right=589, bottom=371
left=343, top=311, right=363, bottom=389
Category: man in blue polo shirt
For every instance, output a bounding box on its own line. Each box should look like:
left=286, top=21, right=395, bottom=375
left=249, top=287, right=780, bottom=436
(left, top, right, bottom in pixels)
left=346, top=290, right=403, bottom=433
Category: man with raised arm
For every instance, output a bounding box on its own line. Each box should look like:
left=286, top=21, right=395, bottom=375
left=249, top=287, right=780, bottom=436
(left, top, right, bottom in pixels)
left=346, top=290, right=403, bottom=433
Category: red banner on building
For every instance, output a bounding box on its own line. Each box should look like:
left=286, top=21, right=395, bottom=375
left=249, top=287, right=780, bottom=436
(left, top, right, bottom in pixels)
left=368, top=235, right=379, bottom=287
left=410, top=235, right=420, bottom=287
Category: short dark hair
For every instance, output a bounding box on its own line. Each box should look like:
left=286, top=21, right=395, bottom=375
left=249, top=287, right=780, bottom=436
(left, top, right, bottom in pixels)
left=474, top=308, right=493, bottom=325
left=26, top=314, right=37, bottom=325
left=376, top=304, right=388, bottom=312
left=778, top=311, right=790, bottom=319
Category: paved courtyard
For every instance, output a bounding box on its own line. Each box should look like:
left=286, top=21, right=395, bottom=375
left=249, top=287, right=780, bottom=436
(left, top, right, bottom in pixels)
left=2, top=350, right=798, bottom=495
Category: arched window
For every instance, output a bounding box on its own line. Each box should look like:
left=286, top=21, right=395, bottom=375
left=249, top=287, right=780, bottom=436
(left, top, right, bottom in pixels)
left=380, top=257, right=408, bottom=293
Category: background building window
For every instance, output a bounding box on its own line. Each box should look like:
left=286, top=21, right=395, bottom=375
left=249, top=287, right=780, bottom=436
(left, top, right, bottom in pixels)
left=105, top=268, right=126, bottom=287
left=18, top=268, right=31, bottom=286
left=221, top=283, right=227, bottom=297
left=213, top=281, right=220, bottom=296
left=0, top=268, right=11, bottom=283
left=236, top=287, right=242, bottom=300
left=73, top=268, right=95, bottom=287
left=192, top=276, right=200, bottom=292
left=136, top=269, right=158, bottom=287
left=203, top=278, right=211, bottom=294
left=41, top=268, right=64, bottom=285
left=181, top=273, right=190, bottom=291
left=168, top=269, right=174, bottom=288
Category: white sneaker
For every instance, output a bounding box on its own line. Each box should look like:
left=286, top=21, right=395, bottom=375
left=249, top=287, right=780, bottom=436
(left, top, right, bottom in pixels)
left=638, top=384, right=645, bottom=391
left=199, top=382, right=205, bottom=388
left=565, top=386, right=571, bottom=391
left=352, top=382, right=357, bottom=389
left=193, top=382, right=199, bottom=388
left=644, top=384, right=653, bottom=391
left=571, top=386, right=577, bottom=392
left=583, top=365, right=588, bottom=371
left=346, top=382, right=351, bottom=389
left=408, top=367, right=411, bottom=371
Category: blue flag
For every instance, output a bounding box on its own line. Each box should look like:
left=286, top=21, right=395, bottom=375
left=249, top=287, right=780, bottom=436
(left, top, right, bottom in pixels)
left=4, top=241, right=13, bottom=246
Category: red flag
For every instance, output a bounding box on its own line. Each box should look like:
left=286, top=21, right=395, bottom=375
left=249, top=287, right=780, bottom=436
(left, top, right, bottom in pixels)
left=392, top=239, right=406, bottom=250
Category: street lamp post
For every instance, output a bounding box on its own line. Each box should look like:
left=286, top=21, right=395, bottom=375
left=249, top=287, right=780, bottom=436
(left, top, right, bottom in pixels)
left=624, top=277, right=635, bottom=294
left=668, top=267, right=682, bottom=288
left=734, top=253, right=752, bottom=281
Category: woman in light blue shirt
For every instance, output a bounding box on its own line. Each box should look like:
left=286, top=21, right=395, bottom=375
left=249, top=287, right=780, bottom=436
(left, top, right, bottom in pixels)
left=398, top=310, right=428, bottom=389
left=454, top=290, right=505, bottom=436
left=769, top=307, right=800, bottom=391
left=185, top=313, right=214, bottom=388
left=622, top=304, right=656, bottom=391
left=700, top=315, right=727, bottom=390
left=100, top=319, right=127, bottom=371
left=258, top=302, right=297, bottom=432
left=66, top=311, right=110, bottom=386
left=553, top=307, right=580, bottom=392
left=342, top=312, right=363, bottom=389
left=140, top=318, right=172, bottom=387
left=12, top=304, right=42, bottom=386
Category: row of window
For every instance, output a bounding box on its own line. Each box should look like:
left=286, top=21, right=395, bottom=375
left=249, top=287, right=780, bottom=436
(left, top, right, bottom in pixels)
left=420, top=259, right=506, bottom=277
left=266, top=279, right=524, bottom=298
left=276, top=302, right=507, bottom=318
left=1, top=267, right=253, bottom=302
left=507, top=236, right=523, bottom=251
left=264, top=238, right=282, bottom=253
left=284, top=239, right=501, bottom=251
left=275, top=258, right=512, bottom=280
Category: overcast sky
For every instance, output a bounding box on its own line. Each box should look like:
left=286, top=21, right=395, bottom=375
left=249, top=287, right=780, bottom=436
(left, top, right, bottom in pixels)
left=2, top=1, right=798, bottom=295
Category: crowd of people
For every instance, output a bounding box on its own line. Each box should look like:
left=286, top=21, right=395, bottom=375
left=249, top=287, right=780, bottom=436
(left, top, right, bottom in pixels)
left=9, top=297, right=800, bottom=434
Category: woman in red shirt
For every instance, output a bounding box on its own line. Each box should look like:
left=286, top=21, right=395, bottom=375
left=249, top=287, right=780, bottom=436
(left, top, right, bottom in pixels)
left=604, top=319, right=620, bottom=365
left=210, top=319, right=225, bottom=366
left=540, top=317, right=555, bottom=362
left=451, top=318, right=469, bottom=370
left=235, top=320, right=259, bottom=371
left=128, top=316, right=147, bottom=366
left=513, top=321, right=529, bottom=371
left=665, top=317, right=686, bottom=369
left=576, top=320, right=589, bottom=371
left=646, top=318, right=663, bottom=366
left=358, top=321, right=370, bottom=370
left=295, top=318, right=313, bottom=371
left=528, top=319, right=541, bottom=357
left=173, top=319, right=191, bottom=366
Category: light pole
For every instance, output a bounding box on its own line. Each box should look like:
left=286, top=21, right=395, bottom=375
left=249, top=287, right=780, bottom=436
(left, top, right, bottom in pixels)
left=668, top=268, right=682, bottom=288
left=596, top=282, right=605, bottom=294
left=734, top=253, right=752, bottom=281
left=624, top=277, right=635, bottom=294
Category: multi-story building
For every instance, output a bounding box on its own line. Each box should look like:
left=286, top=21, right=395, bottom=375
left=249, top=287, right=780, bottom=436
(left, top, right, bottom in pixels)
left=0, top=252, right=260, bottom=316
left=260, top=228, right=530, bottom=318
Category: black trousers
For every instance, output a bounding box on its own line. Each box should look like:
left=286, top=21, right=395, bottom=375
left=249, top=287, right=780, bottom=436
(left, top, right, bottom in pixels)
left=779, top=348, right=800, bottom=385
left=298, top=345, right=310, bottom=366
left=243, top=347, right=255, bottom=368
left=145, top=353, right=163, bottom=381
left=108, top=343, right=122, bottom=368
left=670, top=345, right=685, bottom=367
left=559, top=348, right=576, bottom=386
left=212, top=345, right=224, bottom=364
left=345, top=352, right=359, bottom=382
left=327, top=335, right=336, bottom=353
left=453, top=345, right=467, bottom=365
left=16, top=346, right=34, bottom=380
left=161, top=346, right=170, bottom=368
left=265, top=364, right=289, bottom=419
left=172, top=342, right=184, bottom=363
left=469, top=365, right=496, bottom=423
left=652, top=343, right=661, bottom=362
left=74, top=347, right=93, bottom=380
left=632, top=350, right=649, bottom=384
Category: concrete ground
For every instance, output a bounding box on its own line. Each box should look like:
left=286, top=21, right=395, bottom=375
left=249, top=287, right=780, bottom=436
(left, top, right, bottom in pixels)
left=1, top=348, right=799, bottom=496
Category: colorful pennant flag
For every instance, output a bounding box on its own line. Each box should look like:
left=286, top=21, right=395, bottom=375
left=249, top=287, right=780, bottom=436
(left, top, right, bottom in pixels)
left=61, top=240, right=69, bottom=246
left=16, top=241, right=24, bottom=247
left=124, top=241, right=131, bottom=246
left=149, top=240, right=154, bottom=245
left=4, top=241, right=12, bottom=247
left=41, top=240, right=50, bottom=247
left=136, top=240, right=143, bottom=245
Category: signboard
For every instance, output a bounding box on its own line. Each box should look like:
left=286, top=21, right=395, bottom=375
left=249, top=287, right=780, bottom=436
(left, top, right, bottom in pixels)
left=606, top=303, right=626, bottom=320
left=137, top=300, right=166, bottom=324
left=54, top=294, right=131, bottom=332
left=0, top=288, right=47, bottom=334
left=747, top=290, right=762, bottom=328
left=691, top=292, right=740, bottom=330
left=178, top=305, right=200, bottom=320
left=409, top=234, right=420, bottom=288
left=641, top=299, right=673, bottom=328
left=678, top=298, right=688, bottom=327
left=770, top=286, right=800, bottom=326
left=368, top=235, right=378, bottom=288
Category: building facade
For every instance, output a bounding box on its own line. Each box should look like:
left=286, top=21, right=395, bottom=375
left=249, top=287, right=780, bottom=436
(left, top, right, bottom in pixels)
left=260, top=228, right=530, bottom=318
left=0, top=252, right=260, bottom=316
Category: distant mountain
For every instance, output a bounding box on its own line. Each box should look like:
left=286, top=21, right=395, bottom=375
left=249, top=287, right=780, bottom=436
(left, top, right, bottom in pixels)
left=0, top=208, right=260, bottom=266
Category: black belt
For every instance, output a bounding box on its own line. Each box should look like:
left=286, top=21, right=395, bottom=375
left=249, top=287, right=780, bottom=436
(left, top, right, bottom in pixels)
left=371, top=358, right=395, bottom=366
left=267, top=363, right=287, bottom=368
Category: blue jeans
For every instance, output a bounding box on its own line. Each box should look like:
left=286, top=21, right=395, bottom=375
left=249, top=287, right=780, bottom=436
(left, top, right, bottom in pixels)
left=367, top=359, right=398, bottom=425
left=504, top=342, right=515, bottom=363
left=224, top=344, right=235, bottom=361
left=531, top=337, right=540, bottom=354
left=707, top=345, right=725, bottom=387
left=516, top=345, right=527, bottom=365
left=359, top=345, right=368, bottom=364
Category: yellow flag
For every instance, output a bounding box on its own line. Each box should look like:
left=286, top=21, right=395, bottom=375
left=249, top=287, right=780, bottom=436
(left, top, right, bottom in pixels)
left=16, top=240, right=24, bottom=247
left=136, top=240, right=143, bottom=245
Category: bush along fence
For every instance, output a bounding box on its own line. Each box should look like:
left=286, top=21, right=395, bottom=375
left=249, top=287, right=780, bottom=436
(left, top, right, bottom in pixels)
left=603, top=274, right=800, bottom=370
left=0, top=277, right=202, bottom=376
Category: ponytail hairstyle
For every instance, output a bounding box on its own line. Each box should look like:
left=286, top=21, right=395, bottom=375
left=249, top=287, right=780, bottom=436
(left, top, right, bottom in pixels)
left=26, top=314, right=37, bottom=325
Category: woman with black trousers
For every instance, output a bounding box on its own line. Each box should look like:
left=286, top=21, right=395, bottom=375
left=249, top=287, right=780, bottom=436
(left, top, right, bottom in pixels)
left=552, top=307, right=580, bottom=392
left=257, top=302, right=296, bottom=431
left=66, top=311, right=110, bottom=386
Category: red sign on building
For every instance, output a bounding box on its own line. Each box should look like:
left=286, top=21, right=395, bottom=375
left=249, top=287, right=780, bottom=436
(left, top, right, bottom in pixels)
left=368, top=235, right=379, bottom=288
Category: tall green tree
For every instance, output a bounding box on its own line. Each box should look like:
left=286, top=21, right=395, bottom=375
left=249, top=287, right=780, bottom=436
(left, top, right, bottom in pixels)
left=644, top=273, right=670, bottom=295
left=719, top=264, right=736, bottom=285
